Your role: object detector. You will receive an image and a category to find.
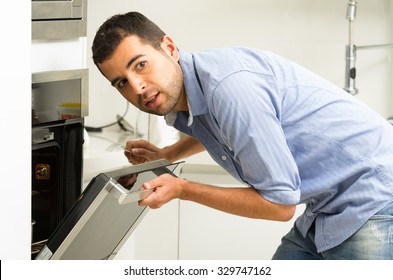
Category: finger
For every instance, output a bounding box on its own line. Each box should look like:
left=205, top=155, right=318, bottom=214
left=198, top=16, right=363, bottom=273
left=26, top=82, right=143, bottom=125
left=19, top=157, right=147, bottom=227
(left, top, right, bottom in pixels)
left=125, top=139, right=152, bottom=151
left=124, top=149, right=132, bottom=158
left=124, top=140, right=159, bottom=163
left=131, top=147, right=156, bottom=161
left=138, top=183, right=156, bottom=207
left=124, top=149, right=146, bottom=164
left=138, top=176, right=176, bottom=208
left=142, top=182, right=154, bottom=190
left=138, top=190, right=162, bottom=209
left=141, top=182, right=150, bottom=190
left=129, top=157, right=146, bottom=165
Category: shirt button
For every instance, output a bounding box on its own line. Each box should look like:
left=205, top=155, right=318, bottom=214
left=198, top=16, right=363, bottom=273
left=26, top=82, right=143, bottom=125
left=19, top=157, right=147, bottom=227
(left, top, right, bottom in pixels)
left=221, top=155, right=227, bottom=161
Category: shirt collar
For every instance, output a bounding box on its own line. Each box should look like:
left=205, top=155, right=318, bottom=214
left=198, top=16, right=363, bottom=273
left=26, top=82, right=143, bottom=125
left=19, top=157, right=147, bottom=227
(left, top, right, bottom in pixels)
left=165, top=49, right=208, bottom=127
left=165, top=98, right=194, bottom=126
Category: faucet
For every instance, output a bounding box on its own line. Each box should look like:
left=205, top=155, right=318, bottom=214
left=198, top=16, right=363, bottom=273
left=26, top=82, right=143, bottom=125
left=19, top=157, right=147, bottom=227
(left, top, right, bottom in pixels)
left=344, top=0, right=393, bottom=95
left=344, top=0, right=358, bottom=95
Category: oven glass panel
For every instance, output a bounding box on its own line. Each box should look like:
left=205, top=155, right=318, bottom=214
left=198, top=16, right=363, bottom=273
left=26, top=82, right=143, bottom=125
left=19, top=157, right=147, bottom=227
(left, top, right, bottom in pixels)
left=31, top=117, right=83, bottom=258
left=32, top=79, right=82, bottom=124
left=32, top=144, right=60, bottom=242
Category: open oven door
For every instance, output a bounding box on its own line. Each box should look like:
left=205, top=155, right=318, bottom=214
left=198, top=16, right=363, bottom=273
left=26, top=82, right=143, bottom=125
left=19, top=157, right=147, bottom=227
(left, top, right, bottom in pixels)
left=35, top=159, right=182, bottom=260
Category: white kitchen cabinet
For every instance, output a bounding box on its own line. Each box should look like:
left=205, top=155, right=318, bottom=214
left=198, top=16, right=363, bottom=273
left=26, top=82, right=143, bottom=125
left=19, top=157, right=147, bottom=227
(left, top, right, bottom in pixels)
left=114, top=199, right=179, bottom=260
left=178, top=159, right=304, bottom=260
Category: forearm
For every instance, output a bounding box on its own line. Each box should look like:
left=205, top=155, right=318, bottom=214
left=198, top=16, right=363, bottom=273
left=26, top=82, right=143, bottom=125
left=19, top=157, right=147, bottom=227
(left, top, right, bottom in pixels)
left=140, top=173, right=295, bottom=221
left=179, top=179, right=295, bottom=221
left=163, top=135, right=205, bottom=162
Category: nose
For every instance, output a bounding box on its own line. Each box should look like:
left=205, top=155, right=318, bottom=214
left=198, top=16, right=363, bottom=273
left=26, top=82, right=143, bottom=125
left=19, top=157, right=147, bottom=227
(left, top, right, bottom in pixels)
left=129, top=76, right=147, bottom=95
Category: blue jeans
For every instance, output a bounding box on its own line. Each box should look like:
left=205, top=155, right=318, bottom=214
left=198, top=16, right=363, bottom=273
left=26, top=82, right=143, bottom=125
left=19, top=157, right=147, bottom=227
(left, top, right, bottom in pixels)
left=272, top=202, right=393, bottom=260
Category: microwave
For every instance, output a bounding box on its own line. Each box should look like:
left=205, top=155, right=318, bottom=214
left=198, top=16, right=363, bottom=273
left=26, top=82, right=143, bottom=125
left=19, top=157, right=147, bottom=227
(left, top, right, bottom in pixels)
left=32, top=0, right=87, bottom=40
left=32, top=69, right=89, bottom=124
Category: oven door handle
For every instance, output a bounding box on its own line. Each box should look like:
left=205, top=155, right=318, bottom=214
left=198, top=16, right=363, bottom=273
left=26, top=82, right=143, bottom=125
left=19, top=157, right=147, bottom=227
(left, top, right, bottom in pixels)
left=117, top=188, right=155, bottom=205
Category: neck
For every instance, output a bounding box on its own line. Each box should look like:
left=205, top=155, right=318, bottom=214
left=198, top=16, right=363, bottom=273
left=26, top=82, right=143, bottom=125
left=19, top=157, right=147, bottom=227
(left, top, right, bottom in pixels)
left=174, top=86, right=189, bottom=112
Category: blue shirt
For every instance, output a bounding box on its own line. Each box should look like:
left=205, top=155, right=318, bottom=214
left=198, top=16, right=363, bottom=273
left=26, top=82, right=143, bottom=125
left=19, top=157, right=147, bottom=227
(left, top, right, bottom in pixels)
left=166, top=47, right=393, bottom=252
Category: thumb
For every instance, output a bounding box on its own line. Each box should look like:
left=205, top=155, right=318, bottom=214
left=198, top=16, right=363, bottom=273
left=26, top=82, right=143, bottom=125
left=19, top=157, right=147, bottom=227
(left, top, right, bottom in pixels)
left=142, top=181, right=154, bottom=190
left=142, top=176, right=162, bottom=190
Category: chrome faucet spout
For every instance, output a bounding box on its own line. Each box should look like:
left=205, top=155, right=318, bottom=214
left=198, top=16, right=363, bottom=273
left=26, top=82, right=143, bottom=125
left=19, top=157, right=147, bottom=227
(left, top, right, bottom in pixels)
left=344, top=0, right=358, bottom=95
left=344, top=44, right=358, bottom=95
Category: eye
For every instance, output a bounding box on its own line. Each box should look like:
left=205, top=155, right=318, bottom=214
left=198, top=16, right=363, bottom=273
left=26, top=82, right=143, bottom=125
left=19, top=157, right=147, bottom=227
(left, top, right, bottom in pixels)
left=136, top=61, right=146, bottom=71
left=117, top=78, right=128, bottom=89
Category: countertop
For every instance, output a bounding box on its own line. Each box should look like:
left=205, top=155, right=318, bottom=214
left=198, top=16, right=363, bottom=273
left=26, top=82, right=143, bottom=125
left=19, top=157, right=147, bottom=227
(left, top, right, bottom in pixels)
left=83, top=129, right=134, bottom=187
left=82, top=129, right=232, bottom=188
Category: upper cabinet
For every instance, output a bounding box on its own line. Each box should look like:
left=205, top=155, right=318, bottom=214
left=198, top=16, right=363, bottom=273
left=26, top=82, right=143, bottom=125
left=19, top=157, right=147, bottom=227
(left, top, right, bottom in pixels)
left=32, top=0, right=87, bottom=40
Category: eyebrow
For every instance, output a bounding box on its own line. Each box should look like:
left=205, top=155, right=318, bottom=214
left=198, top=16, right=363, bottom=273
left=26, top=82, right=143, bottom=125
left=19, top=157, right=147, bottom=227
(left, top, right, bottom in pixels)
left=110, top=54, right=145, bottom=87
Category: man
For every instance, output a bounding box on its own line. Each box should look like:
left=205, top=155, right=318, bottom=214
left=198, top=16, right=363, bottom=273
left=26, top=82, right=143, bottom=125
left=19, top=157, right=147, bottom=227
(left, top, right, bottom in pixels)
left=92, top=11, right=393, bottom=259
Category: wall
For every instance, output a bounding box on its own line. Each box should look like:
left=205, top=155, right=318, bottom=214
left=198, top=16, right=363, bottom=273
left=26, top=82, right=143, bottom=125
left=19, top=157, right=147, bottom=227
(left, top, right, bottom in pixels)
left=84, top=0, right=393, bottom=260
left=1, top=0, right=391, bottom=260
left=1, top=2, right=31, bottom=260
left=86, top=0, right=393, bottom=134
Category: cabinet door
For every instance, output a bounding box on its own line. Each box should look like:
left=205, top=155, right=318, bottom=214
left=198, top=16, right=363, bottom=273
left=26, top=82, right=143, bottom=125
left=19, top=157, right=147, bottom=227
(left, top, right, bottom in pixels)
left=114, top=199, right=179, bottom=260
left=179, top=166, right=304, bottom=260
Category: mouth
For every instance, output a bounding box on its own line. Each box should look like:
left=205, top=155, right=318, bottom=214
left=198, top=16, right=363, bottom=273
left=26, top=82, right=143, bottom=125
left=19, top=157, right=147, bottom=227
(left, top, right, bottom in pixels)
left=144, top=93, right=160, bottom=109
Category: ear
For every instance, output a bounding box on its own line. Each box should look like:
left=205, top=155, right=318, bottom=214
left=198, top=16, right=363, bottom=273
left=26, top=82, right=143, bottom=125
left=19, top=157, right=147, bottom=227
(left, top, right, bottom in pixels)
left=160, top=35, right=179, bottom=62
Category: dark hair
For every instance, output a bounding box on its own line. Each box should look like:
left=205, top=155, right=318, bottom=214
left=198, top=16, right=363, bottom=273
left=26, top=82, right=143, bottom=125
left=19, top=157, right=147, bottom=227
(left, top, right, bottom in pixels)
left=92, top=12, right=165, bottom=65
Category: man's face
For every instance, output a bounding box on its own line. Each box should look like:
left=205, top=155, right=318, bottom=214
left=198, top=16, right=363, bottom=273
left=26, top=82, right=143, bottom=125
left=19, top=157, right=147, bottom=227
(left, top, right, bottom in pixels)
left=98, top=35, right=185, bottom=115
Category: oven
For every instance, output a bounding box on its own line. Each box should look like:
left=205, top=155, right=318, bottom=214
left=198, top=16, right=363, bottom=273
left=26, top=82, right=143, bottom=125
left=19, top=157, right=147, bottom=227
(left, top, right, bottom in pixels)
left=31, top=69, right=88, bottom=258
left=32, top=0, right=87, bottom=40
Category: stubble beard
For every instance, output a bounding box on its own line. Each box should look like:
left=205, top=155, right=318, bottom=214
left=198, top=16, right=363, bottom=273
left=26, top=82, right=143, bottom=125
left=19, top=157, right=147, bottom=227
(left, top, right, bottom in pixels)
left=147, top=62, right=184, bottom=116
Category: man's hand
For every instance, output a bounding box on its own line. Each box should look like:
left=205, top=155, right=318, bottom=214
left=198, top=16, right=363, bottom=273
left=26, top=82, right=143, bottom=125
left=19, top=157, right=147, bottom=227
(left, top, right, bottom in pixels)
left=138, top=173, right=185, bottom=208
left=124, top=135, right=205, bottom=165
left=124, top=139, right=167, bottom=164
